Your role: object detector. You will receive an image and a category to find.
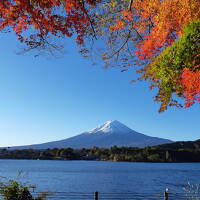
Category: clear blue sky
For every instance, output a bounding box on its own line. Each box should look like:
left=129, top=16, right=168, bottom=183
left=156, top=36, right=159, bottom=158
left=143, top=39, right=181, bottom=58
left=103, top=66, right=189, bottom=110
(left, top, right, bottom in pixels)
left=0, top=33, right=199, bottom=147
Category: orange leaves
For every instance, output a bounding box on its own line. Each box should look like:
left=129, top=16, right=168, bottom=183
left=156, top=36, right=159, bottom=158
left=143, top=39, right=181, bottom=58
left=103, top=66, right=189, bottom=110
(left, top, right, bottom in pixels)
left=130, top=0, right=200, bottom=60
left=135, top=31, right=164, bottom=60
left=132, top=0, right=160, bottom=19
left=110, top=19, right=125, bottom=31
left=121, top=9, right=133, bottom=21
left=65, top=1, right=76, bottom=13
left=107, top=0, right=200, bottom=110
left=181, top=68, right=200, bottom=107
left=110, top=9, right=133, bottom=31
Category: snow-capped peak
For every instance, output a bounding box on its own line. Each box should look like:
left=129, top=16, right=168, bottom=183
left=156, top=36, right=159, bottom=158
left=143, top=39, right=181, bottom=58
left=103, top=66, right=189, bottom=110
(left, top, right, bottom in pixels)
left=87, top=120, right=132, bottom=134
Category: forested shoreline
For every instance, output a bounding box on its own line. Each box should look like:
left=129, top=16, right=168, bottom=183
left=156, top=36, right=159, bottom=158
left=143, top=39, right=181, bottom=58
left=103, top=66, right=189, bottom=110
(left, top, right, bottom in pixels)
left=0, top=140, right=200, bottom=162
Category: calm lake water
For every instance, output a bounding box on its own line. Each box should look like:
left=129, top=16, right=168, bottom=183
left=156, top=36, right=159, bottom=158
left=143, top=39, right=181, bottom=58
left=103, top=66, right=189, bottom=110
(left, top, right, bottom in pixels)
left=0, top=160, right=199, bottom=199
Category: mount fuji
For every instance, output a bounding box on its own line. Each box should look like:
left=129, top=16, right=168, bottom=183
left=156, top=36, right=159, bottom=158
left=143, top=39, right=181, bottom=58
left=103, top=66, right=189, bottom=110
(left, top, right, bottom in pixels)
left=8, top=120, right=172, bottom=149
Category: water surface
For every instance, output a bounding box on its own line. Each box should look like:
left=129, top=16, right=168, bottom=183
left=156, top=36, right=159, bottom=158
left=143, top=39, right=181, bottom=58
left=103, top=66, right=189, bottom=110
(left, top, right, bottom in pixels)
left=0, top=160, right=199, bottom=198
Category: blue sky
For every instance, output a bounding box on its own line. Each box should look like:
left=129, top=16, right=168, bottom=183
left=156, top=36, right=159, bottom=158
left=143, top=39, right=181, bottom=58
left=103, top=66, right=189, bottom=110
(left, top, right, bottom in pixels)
left=0, top=33, right=199, bottom=147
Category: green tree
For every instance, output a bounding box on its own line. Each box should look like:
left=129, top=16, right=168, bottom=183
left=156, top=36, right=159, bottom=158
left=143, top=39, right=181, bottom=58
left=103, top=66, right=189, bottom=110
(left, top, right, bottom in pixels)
left=0, top=180, right=48, bottom=200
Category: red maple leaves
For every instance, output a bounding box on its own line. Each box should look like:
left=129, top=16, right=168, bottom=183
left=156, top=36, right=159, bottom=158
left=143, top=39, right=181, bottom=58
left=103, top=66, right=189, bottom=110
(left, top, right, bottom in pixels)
left=0, top=0, right=94, bottom=45
left=181, top=68, right=200, bottom=107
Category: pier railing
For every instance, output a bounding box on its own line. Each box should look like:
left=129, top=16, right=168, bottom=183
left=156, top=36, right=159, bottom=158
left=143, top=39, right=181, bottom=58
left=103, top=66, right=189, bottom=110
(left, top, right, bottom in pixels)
left=32, top=191, right=200, bottom=200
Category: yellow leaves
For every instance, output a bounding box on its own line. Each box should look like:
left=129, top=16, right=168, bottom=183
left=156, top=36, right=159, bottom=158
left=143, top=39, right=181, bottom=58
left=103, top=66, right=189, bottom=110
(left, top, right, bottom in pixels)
left=109, top=0, right=117, bottom=9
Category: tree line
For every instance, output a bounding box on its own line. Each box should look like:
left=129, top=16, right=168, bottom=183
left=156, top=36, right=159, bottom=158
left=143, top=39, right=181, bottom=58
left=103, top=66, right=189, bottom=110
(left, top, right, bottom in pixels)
left=0, top=140, right=200, bottom=162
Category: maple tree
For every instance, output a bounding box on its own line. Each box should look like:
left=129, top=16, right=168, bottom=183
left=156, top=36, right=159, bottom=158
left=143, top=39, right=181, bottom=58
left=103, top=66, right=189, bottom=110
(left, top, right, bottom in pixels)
left=140, top=20, right=200, bottom=111
left=0, top=0, right=199, bottom=112
left=0, top=0, right=97, bottom=50
left=96, top=0, right=200, bottom=112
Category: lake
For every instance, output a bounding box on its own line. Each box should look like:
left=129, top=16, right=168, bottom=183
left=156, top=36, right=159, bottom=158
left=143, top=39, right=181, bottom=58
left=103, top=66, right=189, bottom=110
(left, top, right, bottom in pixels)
left=0, top=160, right=199, bottom=199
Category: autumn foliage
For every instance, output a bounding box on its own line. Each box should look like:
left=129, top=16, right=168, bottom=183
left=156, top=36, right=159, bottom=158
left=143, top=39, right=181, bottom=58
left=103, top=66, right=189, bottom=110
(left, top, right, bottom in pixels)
left=181, top=68, right=200, bottom=108
left=109, top=0, right=200, bottom=111
left=0, top=0, right=199, bottom=112
left=0, top=0, right=96, bottom=47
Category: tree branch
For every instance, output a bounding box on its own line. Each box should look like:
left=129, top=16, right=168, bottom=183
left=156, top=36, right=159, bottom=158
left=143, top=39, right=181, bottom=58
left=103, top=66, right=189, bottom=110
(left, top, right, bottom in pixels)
left=129, top=0, right=133, bottom=11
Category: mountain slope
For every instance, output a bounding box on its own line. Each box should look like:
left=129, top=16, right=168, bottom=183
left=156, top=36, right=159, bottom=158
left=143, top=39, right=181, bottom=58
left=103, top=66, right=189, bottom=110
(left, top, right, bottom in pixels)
left=8, top=120, right=172, bottom=149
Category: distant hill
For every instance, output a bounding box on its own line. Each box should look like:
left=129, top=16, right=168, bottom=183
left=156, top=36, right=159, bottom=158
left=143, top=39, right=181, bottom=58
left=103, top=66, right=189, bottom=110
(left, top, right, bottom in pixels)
left=156, top=139, right=200, bottom=150
left=7, top=120, right=172, bottom=149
